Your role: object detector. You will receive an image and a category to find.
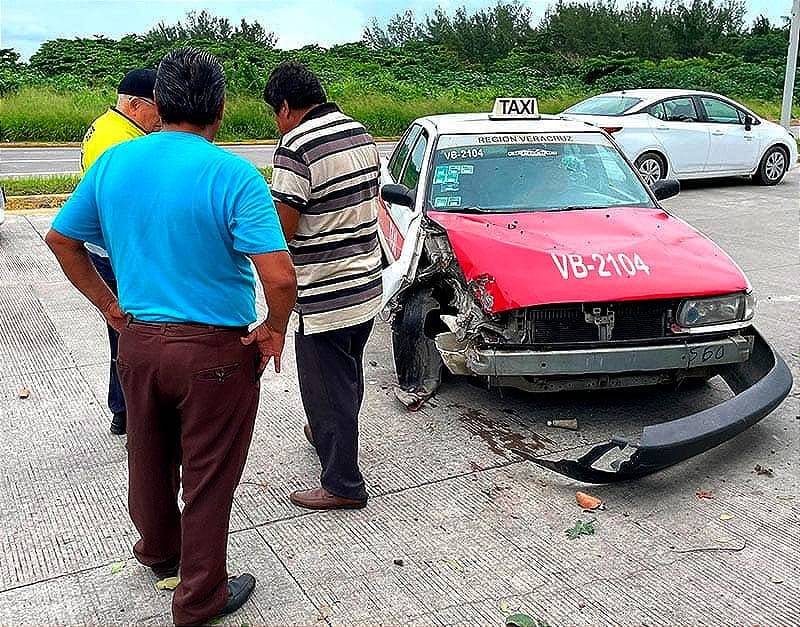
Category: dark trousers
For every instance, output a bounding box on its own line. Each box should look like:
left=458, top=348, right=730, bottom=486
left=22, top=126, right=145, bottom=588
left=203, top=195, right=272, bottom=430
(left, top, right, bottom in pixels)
left=295, top=318, right=373, bottom=502
left=87, top=252, right=126, bottom=415
left=117, top=321, right=260, bottom=626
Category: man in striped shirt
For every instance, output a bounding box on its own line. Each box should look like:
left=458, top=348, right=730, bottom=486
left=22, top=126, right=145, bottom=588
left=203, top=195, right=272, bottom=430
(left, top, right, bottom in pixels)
left=265, top=61, right=382, bottom=510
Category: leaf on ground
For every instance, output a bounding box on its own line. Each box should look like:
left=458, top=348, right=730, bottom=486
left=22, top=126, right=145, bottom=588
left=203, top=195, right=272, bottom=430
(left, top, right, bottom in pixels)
left=753, top=464, right=774, bottom=477
left=156, top=576, right=180, bottom=590
left=500, top=601, right=510, bottom=612
left=18, top=386, right=31, bottom=399
left=506, top=614, right=550, bottom=627
left=719, top=514, right=734, bottom=521
left=576, top=491, right=605, bottom=511
left=110, top=560, right=126, bottom=574
left=696, top=491, right=714, bottom=499
left=565, top=519, right=596, bottom=539
left=776, top=495, right=794, bottom=501
left=441, top=557, right=464, bottom=573
left=715, top=536, right=733, bottom=544
left=770, top=576, right=784, bottom=584
left=207, top=617, right=223, bottom=625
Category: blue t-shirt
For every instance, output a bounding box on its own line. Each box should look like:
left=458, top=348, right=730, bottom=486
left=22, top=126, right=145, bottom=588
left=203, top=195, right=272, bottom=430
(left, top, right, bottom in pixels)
left=52, top=131, right=287, bottom=326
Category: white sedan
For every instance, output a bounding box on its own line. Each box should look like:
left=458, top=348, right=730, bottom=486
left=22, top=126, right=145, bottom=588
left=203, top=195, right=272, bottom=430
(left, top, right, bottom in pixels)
left=561, top=89, right=797, bottom=185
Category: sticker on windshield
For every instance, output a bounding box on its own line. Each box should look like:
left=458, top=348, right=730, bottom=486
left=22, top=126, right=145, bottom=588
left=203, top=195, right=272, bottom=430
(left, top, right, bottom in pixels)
left=508, top=149, right=558, bottom=158
left=551, top=252, right=651, bottom=280
left=434, top=196, right=462, bottom=208
left=433, top=166, right=448, bottom=184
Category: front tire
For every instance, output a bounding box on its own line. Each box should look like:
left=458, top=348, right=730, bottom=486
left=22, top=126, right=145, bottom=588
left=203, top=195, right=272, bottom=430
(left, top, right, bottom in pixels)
left=634, top=152, right=666, bottom=186
left=755, top=146, right=788, bottom=185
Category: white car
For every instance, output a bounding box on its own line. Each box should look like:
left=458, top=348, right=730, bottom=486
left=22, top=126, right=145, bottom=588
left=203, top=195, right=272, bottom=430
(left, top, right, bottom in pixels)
left=561, top=89, right=797, bottom=185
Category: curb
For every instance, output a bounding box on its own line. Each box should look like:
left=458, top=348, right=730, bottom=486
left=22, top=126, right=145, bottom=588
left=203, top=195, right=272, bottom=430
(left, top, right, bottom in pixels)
left=6, top=194, right=70, bottom=213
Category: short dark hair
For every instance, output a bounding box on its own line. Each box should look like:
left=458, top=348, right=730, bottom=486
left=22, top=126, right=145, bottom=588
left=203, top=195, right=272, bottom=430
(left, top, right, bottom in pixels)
left=155, top=47, right=225, bottom=127
left=263, top=61, right=327, bottom=113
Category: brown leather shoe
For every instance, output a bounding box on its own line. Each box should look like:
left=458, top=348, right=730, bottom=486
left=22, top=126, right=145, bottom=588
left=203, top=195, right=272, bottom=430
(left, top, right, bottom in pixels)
left=303, top=423, right=314, bottom=446
left=289, top=487, right=366, bottom=510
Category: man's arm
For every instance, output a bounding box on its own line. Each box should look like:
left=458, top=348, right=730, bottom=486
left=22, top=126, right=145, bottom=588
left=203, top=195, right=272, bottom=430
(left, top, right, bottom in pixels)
left=275, top=200, right=301, bottom=243
left=240, top=250, right=297, bottom=374
left=44, top=229, right=125, bottom=331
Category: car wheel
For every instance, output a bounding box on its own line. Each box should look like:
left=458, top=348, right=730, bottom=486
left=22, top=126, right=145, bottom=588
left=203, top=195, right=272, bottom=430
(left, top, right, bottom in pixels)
left=391, top=287, right=444, bottom=395
left=755, top=146, right=788, bottom=185
left=634, top=152, right=666, bottom=186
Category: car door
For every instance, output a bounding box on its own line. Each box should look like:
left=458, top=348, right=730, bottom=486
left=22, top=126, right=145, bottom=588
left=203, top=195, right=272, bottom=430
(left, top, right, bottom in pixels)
left=645, top=97, right=710, bottom=175
left=380, top=127, right=430, bottom=307
left=697, top=96, right=760, bottom=173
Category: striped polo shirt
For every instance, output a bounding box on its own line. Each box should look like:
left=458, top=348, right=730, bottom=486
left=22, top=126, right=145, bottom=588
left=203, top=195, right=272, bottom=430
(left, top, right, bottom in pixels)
left=271, top=103, right=383, bottom=334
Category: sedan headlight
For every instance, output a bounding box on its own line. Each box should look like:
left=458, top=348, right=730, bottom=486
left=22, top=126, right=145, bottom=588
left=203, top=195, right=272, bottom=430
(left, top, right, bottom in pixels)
left=676, top=292, right=755, bottom=328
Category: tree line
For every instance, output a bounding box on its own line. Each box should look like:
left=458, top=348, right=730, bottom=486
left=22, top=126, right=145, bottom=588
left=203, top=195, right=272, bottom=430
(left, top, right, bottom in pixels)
left=0, top=1, right=794, bottom=96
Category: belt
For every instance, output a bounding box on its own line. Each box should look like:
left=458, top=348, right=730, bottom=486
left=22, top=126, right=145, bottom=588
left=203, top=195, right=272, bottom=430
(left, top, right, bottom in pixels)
left=126, top=316, right=248, bottom=333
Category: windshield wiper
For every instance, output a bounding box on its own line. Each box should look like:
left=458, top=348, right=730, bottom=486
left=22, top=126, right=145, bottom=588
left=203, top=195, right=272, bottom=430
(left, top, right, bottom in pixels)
left=546, top=205, right=603, bottom=212
left=449, top=206, right=492, bottom=214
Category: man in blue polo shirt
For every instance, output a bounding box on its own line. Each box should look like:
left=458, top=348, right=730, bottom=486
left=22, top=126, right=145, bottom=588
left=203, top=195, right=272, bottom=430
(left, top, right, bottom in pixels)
left=46, top=48, right=296, bottom=626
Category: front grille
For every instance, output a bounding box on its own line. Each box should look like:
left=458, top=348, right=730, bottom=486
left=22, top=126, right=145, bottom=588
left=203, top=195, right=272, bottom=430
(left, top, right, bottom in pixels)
left=522, top=299, right=679, bottom=345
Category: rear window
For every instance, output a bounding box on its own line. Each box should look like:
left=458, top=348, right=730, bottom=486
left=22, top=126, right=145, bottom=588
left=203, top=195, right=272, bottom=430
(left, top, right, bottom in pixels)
left=564, top=96, right=642, bottom=116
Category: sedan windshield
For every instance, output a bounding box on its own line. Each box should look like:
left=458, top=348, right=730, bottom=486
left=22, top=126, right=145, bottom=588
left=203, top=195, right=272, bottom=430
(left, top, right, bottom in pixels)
left=428, top=133, right=655, bottom=213
left=563, top=95, right=642, bottom=115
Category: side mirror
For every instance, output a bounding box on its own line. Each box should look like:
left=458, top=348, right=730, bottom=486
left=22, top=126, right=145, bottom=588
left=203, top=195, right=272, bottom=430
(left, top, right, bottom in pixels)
left=651, top=178, right=680, bottom=201
left=381, top=183, right=414, bottom=208
left=744, top=114, right=753, bottom=131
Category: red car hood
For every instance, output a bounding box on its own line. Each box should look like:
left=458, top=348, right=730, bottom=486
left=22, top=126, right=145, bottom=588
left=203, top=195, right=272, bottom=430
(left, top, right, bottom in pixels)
left=427, top=208, right=748, bottom=313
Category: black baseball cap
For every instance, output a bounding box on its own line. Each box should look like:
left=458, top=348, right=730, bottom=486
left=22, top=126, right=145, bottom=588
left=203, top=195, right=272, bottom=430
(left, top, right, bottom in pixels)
left=117, top=69, right=157, bottom=99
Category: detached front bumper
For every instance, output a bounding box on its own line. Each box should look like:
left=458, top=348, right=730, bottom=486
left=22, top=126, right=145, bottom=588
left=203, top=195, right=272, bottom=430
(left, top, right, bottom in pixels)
left=512, top=328, right=792, bottom=482
left=467, top=334, right=753, bottom=376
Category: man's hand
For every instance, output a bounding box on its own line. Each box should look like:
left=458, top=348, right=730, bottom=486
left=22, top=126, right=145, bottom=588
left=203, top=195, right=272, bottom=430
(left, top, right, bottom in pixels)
left=102, top=299, right=126, bottom=333
left=241, top=320, right=286, bottom=375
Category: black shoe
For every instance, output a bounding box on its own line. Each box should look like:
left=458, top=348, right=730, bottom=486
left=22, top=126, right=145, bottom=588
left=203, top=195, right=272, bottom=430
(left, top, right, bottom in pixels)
left=221, top=573, right=255, bottom=616
left=110, top=411, right=126, bottom=435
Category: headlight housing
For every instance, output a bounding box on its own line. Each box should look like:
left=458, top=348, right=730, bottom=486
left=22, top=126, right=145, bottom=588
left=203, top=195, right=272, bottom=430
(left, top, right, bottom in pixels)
left=676, top=291, right=755, bottom=329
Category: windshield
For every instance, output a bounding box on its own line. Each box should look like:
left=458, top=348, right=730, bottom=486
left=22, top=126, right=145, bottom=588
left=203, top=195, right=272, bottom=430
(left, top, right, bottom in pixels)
left=563, top=95, right=642, bottom=115
left=428, top=133, right=655, bottom=213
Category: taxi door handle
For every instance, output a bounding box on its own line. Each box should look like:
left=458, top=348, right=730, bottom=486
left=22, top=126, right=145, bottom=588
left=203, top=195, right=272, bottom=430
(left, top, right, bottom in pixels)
left=711, top=130, right=725, bottom=136
left=655, top=125, right=669, bottom=130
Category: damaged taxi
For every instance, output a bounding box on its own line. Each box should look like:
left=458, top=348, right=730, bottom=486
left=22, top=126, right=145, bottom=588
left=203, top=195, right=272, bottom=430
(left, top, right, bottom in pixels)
left=377, top=98, right=792, bottom=483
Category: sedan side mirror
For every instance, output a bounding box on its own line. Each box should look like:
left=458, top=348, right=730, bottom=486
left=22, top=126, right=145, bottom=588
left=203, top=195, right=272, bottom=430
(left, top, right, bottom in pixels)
left=381, top=183, right=415, bottom=208
left=651, top=178, right=680, bottom=201
left=744, top=114, right=753, bottom=131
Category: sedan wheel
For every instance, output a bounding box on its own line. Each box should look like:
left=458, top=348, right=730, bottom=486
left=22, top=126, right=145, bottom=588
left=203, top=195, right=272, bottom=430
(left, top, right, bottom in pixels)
left=634, top=152, right=666, bottom=186
left=755, top=146, right=787, bottom=185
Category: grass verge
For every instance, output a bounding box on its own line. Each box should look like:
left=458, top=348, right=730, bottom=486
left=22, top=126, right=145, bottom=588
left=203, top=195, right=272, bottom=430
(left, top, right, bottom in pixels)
left=1, top=168, right=273, bottom=197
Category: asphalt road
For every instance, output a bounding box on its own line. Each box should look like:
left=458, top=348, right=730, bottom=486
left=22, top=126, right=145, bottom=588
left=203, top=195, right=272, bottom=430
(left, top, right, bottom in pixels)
left=0, top=172, right=797, bottom=625
left=0, top=143, right=399, bottom=176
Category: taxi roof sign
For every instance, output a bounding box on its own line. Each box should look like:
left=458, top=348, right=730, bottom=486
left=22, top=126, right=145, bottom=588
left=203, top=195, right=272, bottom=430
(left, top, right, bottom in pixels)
left=490, top=97, right=540, bottom=119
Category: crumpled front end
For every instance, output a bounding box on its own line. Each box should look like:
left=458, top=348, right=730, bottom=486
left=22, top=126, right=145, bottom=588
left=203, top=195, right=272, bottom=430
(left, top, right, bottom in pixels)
left=390, top=220, right=791, bottom=479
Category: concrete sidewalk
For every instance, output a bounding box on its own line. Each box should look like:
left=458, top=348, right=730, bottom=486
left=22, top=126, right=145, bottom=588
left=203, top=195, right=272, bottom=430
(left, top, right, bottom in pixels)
left=0, top=174, right=798, bottom=625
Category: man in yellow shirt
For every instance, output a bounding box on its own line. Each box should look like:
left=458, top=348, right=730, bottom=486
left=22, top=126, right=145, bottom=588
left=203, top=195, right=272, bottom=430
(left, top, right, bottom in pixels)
left=81, top=68, right=161, bottom=435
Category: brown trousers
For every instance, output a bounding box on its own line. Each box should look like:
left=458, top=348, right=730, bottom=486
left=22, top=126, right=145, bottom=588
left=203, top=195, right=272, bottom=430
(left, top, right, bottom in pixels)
left=117, top=320, right=260, bottom=626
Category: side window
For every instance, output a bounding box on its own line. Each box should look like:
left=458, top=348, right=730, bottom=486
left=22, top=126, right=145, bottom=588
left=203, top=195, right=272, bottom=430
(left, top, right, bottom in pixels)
left=400, top=133, right=428, bottom=190
left=646, top=102, right=667, bottom=120
left=388, top=125, right=422, bottom=181
left=700, top=97, right=742, bottom=124
left=663, top=98, right=698, bottom=122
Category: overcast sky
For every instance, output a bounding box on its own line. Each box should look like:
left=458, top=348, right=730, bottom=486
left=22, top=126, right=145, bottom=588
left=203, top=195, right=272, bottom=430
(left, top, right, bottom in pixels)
left=0, top=0, right=792, bottom=61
